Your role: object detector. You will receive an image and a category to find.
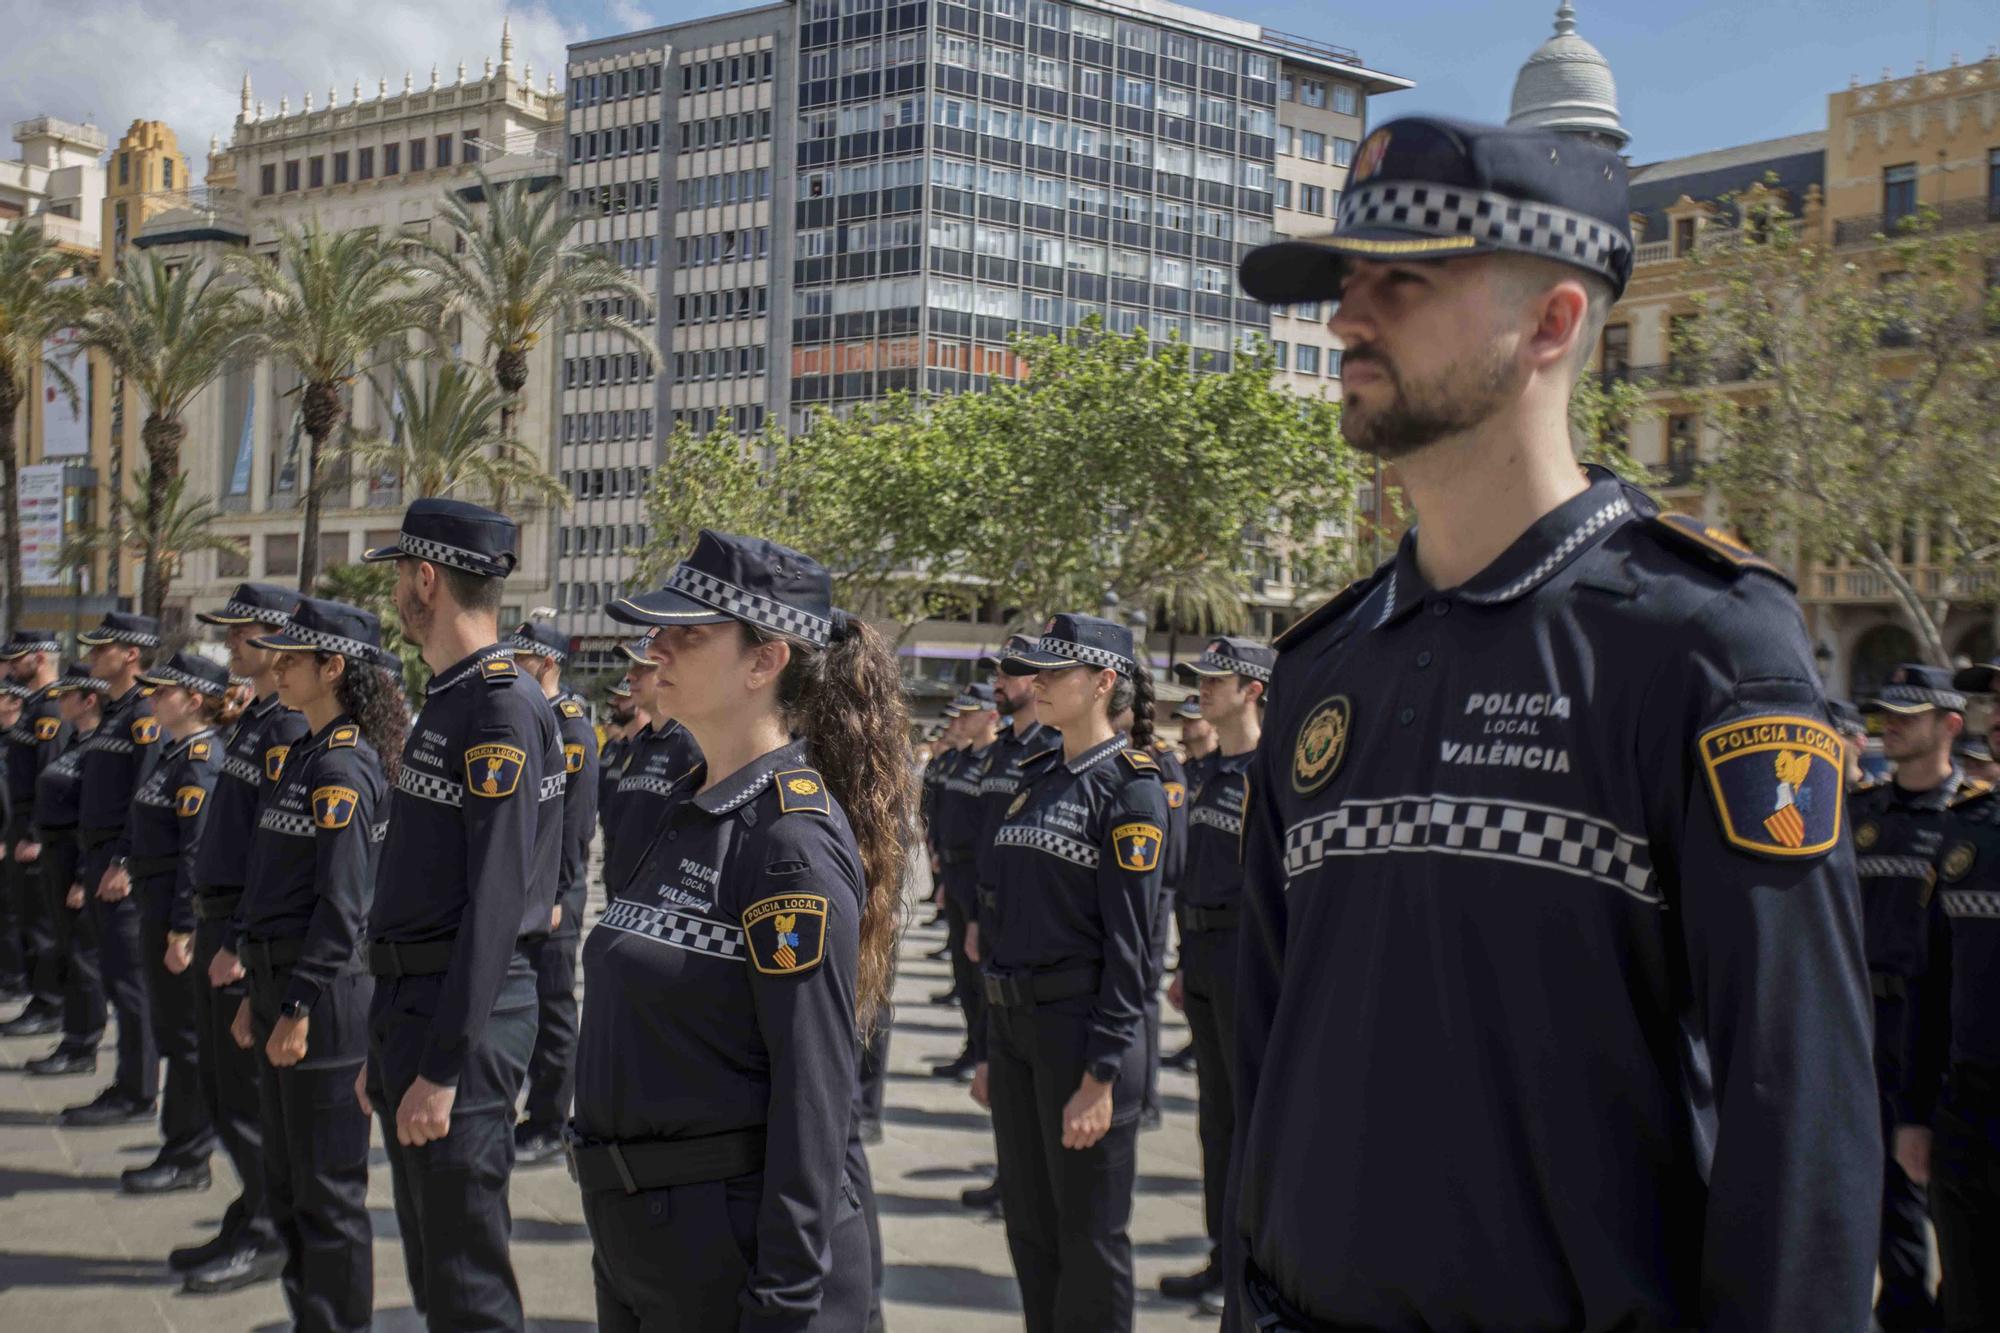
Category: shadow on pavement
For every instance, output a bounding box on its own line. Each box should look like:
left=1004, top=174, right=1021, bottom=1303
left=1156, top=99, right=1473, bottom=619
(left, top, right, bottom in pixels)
left=873, top=1190, right=997, bottom=1218
left=509, top=1215, right=592, bottom=1243
left=0, top=1247, right=172, bottom=1289
left=883, top=1262, right=1021, bottom=1313
left=882, top=1105, right=1000, bottom=1134
left=1135, top=1235, right=1212, bottom=1257
left=0, top=1108, right=60, bottom=1126
left=1134, top=1173, right=1201, bottom=1196
left=257, top=1315, right=597, bottom=1333
left=0, top=1164, right=123, bottom=1197
left=900, top=1163, right=994, bottom=1182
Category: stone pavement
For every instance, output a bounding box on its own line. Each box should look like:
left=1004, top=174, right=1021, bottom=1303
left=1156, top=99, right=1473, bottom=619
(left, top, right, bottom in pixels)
left=0, top=895, right=1221, bottom=1331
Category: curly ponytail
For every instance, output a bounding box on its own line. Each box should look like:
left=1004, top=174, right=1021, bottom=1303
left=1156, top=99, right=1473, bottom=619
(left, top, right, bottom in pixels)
left=331, top=659, right=411, bottom=786
left=1109, top=666, right=1157, bottom=751
left=755, top=616, right=912, bottom=1033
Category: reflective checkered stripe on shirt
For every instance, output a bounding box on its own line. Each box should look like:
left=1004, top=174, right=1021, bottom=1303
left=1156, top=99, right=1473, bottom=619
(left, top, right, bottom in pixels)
left=539, top=773, right=566, bottom=801
left=598, top=898, right=747, bottom=961
left=1191, top=805, right=1243, bottom=836
left=1283, top=794, right=1658, bottom=903
left=82, top=734, right=135, bottom=756
left=980, top=774, right=1019, bottom=796
left=259, top=808, right=314, bottom=838
left=995, top=824, right=1101, bottom=868
left=1856, top=855, right=1933, bottom=880
left=945, top=776, right=984, bottom=796
left=618, top=774, right=678, bottom=799
left=134, top=775, right=173, bottom=808
left=396, top=766, right=464, bottom=808
left=1942, top=890, right=2000, bottom=920
left=222, top=754, right=263, bottom=786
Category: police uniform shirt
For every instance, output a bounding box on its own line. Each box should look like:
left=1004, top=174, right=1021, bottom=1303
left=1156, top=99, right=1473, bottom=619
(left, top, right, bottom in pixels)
left=985, top=733, right=1170, bottom=1088
left=1150, top=741, right=1190, bottom=890
left=1921, top=790, right=2000, bottom=1097
left=1234, top=469, right=1877, bottom=1330
left=602, top=718, right=702, bottom=896
left=4, top=682, right=70, bottom=839
left=576, top=738, right=863, bottom=1327
left=1181, top=750, right=1251, bottom=909
left=370, top=646, right=561, bottom=1086
left=596, top=732, right=627, bottom=842
left=79, top=685, right=161, bottom=851
left=240, top=716, right=386, bottom=1010
left=127, top=727, right=221, bottom=932
left=972, top=719, right=1064, bottom=917
left=551, top=691, right=600, bottom=933
left=934, top=743, right=990, bottom=865
left=32, top=728, right=87, bottom=835
left=919, top=743, right=958, bottom=854
left=197, top=693, right=310, bottom=948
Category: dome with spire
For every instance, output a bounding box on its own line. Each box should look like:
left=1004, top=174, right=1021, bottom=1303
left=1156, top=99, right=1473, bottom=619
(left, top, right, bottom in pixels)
left=1507, top=1, right=1628, bottom=149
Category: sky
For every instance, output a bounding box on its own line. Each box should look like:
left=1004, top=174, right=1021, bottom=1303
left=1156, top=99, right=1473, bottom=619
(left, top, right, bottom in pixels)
left=0, top=0, right=1990, bottom=171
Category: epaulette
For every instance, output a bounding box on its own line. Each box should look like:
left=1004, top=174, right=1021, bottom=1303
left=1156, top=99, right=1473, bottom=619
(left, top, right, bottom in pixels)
left=558, top=698, right=585, bottom=719
left=1020, top=744, right=1062, bottom=771
left=1120, top=748, right=1159, bottom=773
left=1952, top=779, right=1994, bottom=809
left=1645, top=513, right=1793, bottom=588
left=1273, top=564, right=1393, bottom=652
left=328, top=725, right=359, bottom=749
left=481, top=657, right=518, bottom=684
left=189, top=739, right=214, bottom=762
left=139, top=685, right=157, bottom=698
left=774, top=767, right=831, bottom=815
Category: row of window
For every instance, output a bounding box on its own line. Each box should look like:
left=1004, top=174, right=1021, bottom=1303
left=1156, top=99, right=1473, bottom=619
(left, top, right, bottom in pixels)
left=217, top=529, right=394, bottom=580
left=563, top=465, right=653, bottom=499
left=1270, top=341, right=1345, bottom=377
left=558, top=582, right=632, bottom=613
left=562, top=409, right=656, bottom=445
left=920, top=220, right=1239, bottom=287
left=929, top=0, right=1280, bottom=82
left=673, top=286, right=771, bottom=325
left=672, top=345, right=770, bottom=381
left=257, top=131, right=475, bottom=195
left=585, top=235, right=658, bottom=269
left=578, top=296, right=656, bottom=328
left=674, top=227, right=772, bottom=268
left=562, top=353, right=651, bottom=390
left=1275, top=127, right=1359, bottom=168
left=559, top=524, right=648, bottom=557
left=679, top=110, right=775, bottom=154
left=1273, top=180, right=1340, bottom=217
left=676, top=168, right=774, bottom=212
left=571, top=179, right=662, bottom=217
left=1277, top=76, right=1360, bottom=116
left=669, top=404, right=767, bottom=436
left=1273, top=300, right=1332, bottom=322
left=571, top=63, right=667, bottom=108
left=680, top=51, right=776, bottom=94
left=793, top=318, right=1264, bottom=381
left=569, top=122, right=664, bottom=164
left=925, top=96, right=1274, bottom=148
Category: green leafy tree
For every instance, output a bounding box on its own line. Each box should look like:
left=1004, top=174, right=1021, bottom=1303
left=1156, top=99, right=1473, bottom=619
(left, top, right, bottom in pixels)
left=0, top=224, right=89, bottom=633
left=344, top=360, right=567, bottom=506
left=73, top=252, right=259, bottom=619
left=57, top=469, right=243, bottom=616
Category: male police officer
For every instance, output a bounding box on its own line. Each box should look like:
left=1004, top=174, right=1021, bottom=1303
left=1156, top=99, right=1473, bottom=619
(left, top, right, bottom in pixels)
left=932, top=683, right=998, bottom=1080
left=503, top=619, right=600, bottom=1166
left=2, top=630, right=71, bottom=1038
left=592, top=628, right=701, bottom=898
left=356, top=500, right=563, bottom=1330
left=1229, top=116, right=1877, bottom=1330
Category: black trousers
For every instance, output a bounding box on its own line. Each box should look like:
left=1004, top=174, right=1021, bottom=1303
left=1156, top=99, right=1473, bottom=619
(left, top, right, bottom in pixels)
left=368, top=956, right=536, bottom=1331
left=194, top=913, right=275, bottom=1250
left=1141, top=889, right=1173, bottom=1117
left=987, top=998, right=1141, bottom=1333
left=251, top=964, right=374, bottom=1333
left=583, top=1160, right=873, bottom=1332
left=520, top=930, right=580, bottom=1132
left=7, top=843, right=61, bottom=1007
left=1180, top=922, right=1239, bottom=1248
left=859, top=1006, right=890, bottom=1126
left=38, top=833, right=102, bottom=1051
left=138, top=878, right=214, bottom=1167
left=1875, top=1083, right=1940, bottom=1333
left=942, top=865, right=984, bottom=1056
left=1934, top=1069, right=2000, bottom=1333
left=0, top=842, right=25, bottom=990
left=82, top=844, right=157, bottom=1103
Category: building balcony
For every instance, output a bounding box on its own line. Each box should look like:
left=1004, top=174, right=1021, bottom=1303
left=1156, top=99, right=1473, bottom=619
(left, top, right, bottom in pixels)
left=1807, top=562, right=2000, bottom=605
left=1600, top=356, right=1756, bottom=391
left=1832, top=197, right=2000, bottom=248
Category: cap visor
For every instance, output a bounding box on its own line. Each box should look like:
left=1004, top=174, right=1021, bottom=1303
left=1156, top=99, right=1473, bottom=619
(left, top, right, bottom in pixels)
left=1861, top=699, right=1939, bottom=716
left=607, top=587, right=732, bottom=628
left=0, top=650, right=26, bottom=662
left=195, top=610, right=259, bottom=625
left=999, top=650, right=1076, bottom=676
left=248, top=631, right=318, bottom=654
left=1174, top=661, right=1234, bottom=681
left=360, top=544, right=403, bottom=563
left=75, top=630, right=116, bottom=646
left=1238, top=230, right=1491, bottom=304
left=1953, top=665, right=2000, bottom=694
left=135, top=670, right=178, bottom=688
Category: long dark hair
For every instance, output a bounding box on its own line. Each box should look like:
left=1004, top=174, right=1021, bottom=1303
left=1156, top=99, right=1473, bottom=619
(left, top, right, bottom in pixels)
left=325, top=655, right=411, bottom=785
left=1110, top=667, right=1157, bottom=750
left=746, top=616, right=911, bottom=1032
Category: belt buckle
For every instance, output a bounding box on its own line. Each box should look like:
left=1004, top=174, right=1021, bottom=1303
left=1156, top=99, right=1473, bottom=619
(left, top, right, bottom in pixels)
left=559, top=1125, right=580, bottom=1184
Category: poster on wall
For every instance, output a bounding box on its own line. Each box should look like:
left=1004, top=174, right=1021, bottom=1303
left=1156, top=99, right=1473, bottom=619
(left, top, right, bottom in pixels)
left=18, top=463, right=67, bottom=587
left=40, top=328, right=89, bottom=458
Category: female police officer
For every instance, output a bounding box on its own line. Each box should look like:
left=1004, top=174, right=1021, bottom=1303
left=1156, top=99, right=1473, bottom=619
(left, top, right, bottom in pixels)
left=572, top=529, right=910, bottom=1331
left=973, top=613, right=1169, bottom=1333
left=22, top=664, right=108, bottom=1077
left=230, top=598, right=405, bottom=1333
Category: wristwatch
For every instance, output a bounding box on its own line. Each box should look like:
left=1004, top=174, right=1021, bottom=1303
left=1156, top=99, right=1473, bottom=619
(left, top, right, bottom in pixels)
left=279, top=998, right=308, bottom=1021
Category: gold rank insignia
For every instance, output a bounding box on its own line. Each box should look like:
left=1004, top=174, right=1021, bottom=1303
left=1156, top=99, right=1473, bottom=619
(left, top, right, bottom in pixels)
left=313, top=785, right=360, bottom=829
left=743, top=893, right=830, bottom=975
left=465, top=744, right=527, bottom=798
left=1855, top=822, right=1879, bottom=850
left=558, top=699, right=584, bottom=718
left=329, top=726, right=358, bottom=748
left=1942, top=842, right=1977, bottom=883
left=1293, top=696, right=1351, bottom=795
left=564, top=742, right=587, bottom=775
left=266, top=745, right=290, bottom=782
left=34, top=717, right=59, bottom=741
left=1007, top=791, right=1028, bottom=817
left=1164, top=782, right=1186, bottom=810
left=1113, top=821, right=1163, bottom=872
left=190, top=740, right=212, bottom=761
left=175, top=786, right=207, bottom=817
left=776, top=769, right=830, bottom=814
left=481, top=658, right=517, bottom=681
left=1698, top=715, right=1843, bottom=857
left=132, top=716, right=160, bottom=745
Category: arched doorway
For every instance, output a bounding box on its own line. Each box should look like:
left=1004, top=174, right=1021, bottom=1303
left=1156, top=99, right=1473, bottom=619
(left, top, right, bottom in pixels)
left=1849, top=623, right=1919, bottom=699
left=1953, top=623, right=1994, bottom=671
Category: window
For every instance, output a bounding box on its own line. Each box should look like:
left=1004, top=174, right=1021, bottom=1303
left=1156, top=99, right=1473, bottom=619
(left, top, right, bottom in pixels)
left=1272, top=339, right=1287, bottom=365
left=358, top=147, right=374, bottom=180
left=1240, top=107, right=1275, bottom=138
left=264, top=534, right=300, bottom=578
left=1116, top=21, right=1157, bottom=52
left=1199, top=96, right=1231, bottom=127
left=1883, top=163, right=1918, bottom=226
left=1300, top=79, right=1326, bottom=108
left=1162, top=32, right=1195, bottom=62
left=1157, top=87, right=1192, bottom=119
left=1077, top=68, right=1107, bottom=100
left=1989, top=148, right=2000, bottom=217
left=1238, top=161, right=1270, bottom=192
left=163, top=159, right=174, bottom=189
left=1673, top=215, right=1696, bottom=256
left=332, top=151, right=349, bottom=185
left=308, top=157, right=324, bottom=188
left=260, top=164, right=277, bottom=196
left=118, top=152, right=130, bottom=186
left=1279, top=75, right=1294, bottom=101
left=1601, top=324, right=1631, bottom=375
left=217, top=540, right=249, bottom=579
left=435, top=134, right=453, bottom=168
left=1666, top=414, right=1699, bottom=483
left=1295, top=344, right=1319, bottom=374
left=1157, top=144, right=1191, bottom=177
left=1273, top=179, right=1291, bottom=209
left=462, top=130, right=480, bottom=163
left=409, top=139, right=426, bottom=171
left=1196, top=153, right=1231, bottom=184
left=1073, top=9, right=1112, bottom=38
left=383, top=142, right=399, bottom=175
left=1332, top=137, right=1357, bottom=167
left=1117, top=78, right=1154, bottom=109
left=1298, top=130, right=1325, bottom=162
left=1300, top=184, right=1325, bottom=214
left=1276, top=126, right=1294, bottom=156
left=284, top=160, right=300, bottom=191
left=1194, top=264, right=1228, bottom=293
left=1332, top=84, right=1359, bottom=115
left=1244, top=54, right=1276, bottom=82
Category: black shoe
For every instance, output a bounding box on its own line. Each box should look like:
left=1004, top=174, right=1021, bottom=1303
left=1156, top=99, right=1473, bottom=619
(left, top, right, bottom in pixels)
left=59, top=1088, right=156, bottom=1126
left=1159, top=1256, right=1223, bottom=1301
left=121, top=1160, right=211, bottom=1195
left=0, top=1002, right=62, bottom=1037
left=960, top=1178, right=1002, bottom=1209
left=169, top=1231, right=238, bottom=1274
left=25, top=1047, right=96, bottom=1077
left=183, top=1245, right=284, bottom=1294
left=1197, top=1287, right=1226, bottom=1317
left=859, top=1116, right=883, bottom=1146
left=924, top=945, right=950, bottom=960
left=0, top=982, right=28, bottom=1006
left=514, top=1125, right=564, bottom=1166
left=1163, top=1041, right=1198, bottom=1072
left=929, top=988, right=960, bottom=1005
left=867, top=1308, right=887, bottom=1333
left=1138, top=1105, right=1163, bottom=1131
left=930, top=1053, right=976, bottom=1082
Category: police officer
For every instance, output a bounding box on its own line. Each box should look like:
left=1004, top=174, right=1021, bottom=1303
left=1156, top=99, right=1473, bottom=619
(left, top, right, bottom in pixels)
left=596, top=677, right=637, bottom=860
left=575, top=530, right=911, bottom=1330
left=1120, top=697, right=1186, bottom=1134
left=1158, top=637, right=1271, bottom=1313
left=600, top=639, right=701, bottom=898
left=1955, top=733, right=2000, bottom=785
left=62, top=611, right=166, bottom=1128
left=21, top=663, right=106, bottom=1078
left=356, top=499, right=562, bottom=1329
left=932, top=683, right=998, bottom=1079
left=974, top=614, right=1169, bottom=1333
left=1853, top=664, right=1973, bottom=1333
left=234, top=597, right=404, bottom=1333
left=120, top=650, right=229, bottom=1195
left=171, top=584, right=310, bottom=1290
left=503, top=619, right=601, bottom=1166
left=1229, top=115, right=1877, bottom=1329
left=2, top=630, right=71, bottom=1038
left=1161, top=694, right=1209, bottom=1077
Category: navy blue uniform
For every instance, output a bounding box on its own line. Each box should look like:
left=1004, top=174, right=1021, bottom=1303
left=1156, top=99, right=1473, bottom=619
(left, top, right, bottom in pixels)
left=520, top=691, right=601, bottom=1136
left=128, top=727, right=221, bottom=1168
left=984, top=733, right=1168, bottom=1333
left=970, top=719, right=1063, bottom=1064
left=575, top=738, right=871, bottom=1332
left=32, top=726, right=102, bottom=1055
left=5, top=682, right=68, bottom=1011
left=366, top=646, right=561, bottom=1329
left=935, top=742, right=989, bottom=1041
left=1140, top=741, right=1188, bottom=1119
left=79, top=684, right=162, bottom=1105
left=240, top=715, right=385, bottom=1332
left=601, top=717, right=702, bottom=897
left=1231, top=471, right=1878, bottom=1332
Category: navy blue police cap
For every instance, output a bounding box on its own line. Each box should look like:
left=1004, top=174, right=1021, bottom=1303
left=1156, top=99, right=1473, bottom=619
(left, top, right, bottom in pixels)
left=946, top=682, right=997, bottom=715
left=0, top=628, right=63, bottom=660
left=507, top=620, right=571, bottom=664
left=1953, top=660, right=2000, bottom=695
left=0, top=682, right=25, bottom=701
left=78, top=611, right=161, bottom=650
left=1239, top=115, right=1634, bottom=305
left=47, top=661, right=109, bottom=696
left=978, top=634, right=1035, bottom=671
left=138, top=651, right=231, bottom=697
left=1863, top=663, right=1965, bottom=715
left=1955, top=734, right=1995, bottom=765
left=1173, top=696, right=1203, bottom=720
left=616, top=637, right=654, bottom=665
left=196, top=582, right=298, bottom=628
left=608, top=678, right=634, bottom=700
left=1825, top=699, right=1867, bottom=737
left=1174, top=635, right=1275, bottom=684
left=362, top=497, right=519, bottom=579
left=608, top=529, right=839, bottom=649
left=1002, top=613, right=1137, bottom=677
left=251, top=597, right=399, bottom=670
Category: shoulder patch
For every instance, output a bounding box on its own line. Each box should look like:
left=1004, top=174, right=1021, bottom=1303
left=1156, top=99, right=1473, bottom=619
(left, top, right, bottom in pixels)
left=132, top=716, right=159, bottom=745
left=328, top=725, right=359, bottom=749
left=564, top=741, right=587, bottom=775
left=313, top=785, right=360, bottom=829
left=776, top=768, right=831, bottom=814
left=743, top=893, right=830, bottom=975
left=1112, top=821, right=1164, bottom=872
left=481, top=657, right=518, bottom=684
left=175, top=785, right=207, bottom=817
left=1273, top=565, right=1392, bottom=651
left=464, top=743, right=527, bottom=797
left=1647, top=513, right=1794, bottom=588
left=1953, top=779, right=1994, bottom=809
left=1942, top=841, right=1978, bottom=884
left=265, top=745, right=291, bottom=782
left=1120, top=748, right=1159, bottom=772
left=1697, top=714, right=1843, bottom=858
left=189, top=740, right=213, bottom=762
left=558, top=699, right=584, bottom=718
left=34, top=716, right=60, bottom=742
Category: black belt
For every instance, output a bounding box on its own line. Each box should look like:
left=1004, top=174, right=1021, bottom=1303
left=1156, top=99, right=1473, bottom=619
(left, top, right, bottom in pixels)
left=128, top=855, right=177, bottom=879
left=982, top=966, right=1100, bottom=1009
left=1178, top=903, right=1239, bottom=932
left=239, top=936, right=305, bottom=972
left=195, top=890, right=242, bottom=923
left=33, top=824, right=76, bottom=841
left=79, top=828, right=119, bottom=848
left=1243, top=1259, right=1369, bottom=1333
left=564, top=1126, right=765, bottom=1195
left=369, top=939, right=455, bottom=977
left=1871, top=972, right=1908, bottom=1001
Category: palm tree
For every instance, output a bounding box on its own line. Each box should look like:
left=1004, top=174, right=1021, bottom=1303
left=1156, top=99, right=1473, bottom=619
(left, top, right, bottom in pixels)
left=73, top=251, right=259, bottom=619
left=57, top=468, right=244, bottom=606
left=406, top=169, right=653, bottom=438
left=317, top=560, right=426, bottom=696
left=345, top=360, right=568, bottom=507
left=0, top=225, right=89, bottom=634
left=229, top=224, right=427, bottom=591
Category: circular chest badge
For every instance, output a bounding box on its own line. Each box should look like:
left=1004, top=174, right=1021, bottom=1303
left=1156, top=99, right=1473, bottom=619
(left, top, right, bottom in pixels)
left=1292, top=695, right=1352, bottom=795
left=1942, top=842, right=1977, bottom=883
left=1855, top=821, right=1879, bottom=850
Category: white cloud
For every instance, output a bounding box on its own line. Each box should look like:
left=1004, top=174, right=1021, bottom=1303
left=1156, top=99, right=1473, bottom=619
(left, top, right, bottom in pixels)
left=1, top=0, right=589, bottom=165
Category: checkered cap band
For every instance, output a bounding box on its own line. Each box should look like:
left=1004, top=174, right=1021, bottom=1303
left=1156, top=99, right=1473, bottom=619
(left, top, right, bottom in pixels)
left=220, top=599, right=292, bottom=627
left=394, top=532, right=513, bottom=577
left=1857, top=855, right=1933, bottom=880
left=258, top=808, right=315, bottom=838
left=1338, top=180, right=1633, bottom=286
left=395, top=765, right=464, bottom=808
left=1942, top=890, right=2000, bottom=920
left=1190, top=805, right=1244, bottom=836
left=141, top=664, right=226, bottom=696
left=1284, top=793, right=1657, bottom=902
left=599, top=898, right=746, bottom=962
left=1034, top=636, right=1133, bottom=676
left=262, top=622, right=394, bottom=669
left=507, top=634, right=566, bottom=661
left=995, top=823, right=1101, bottom=868
left=79, top=627, right=160, bottom=648
left=6, top=638, right=61, bottom=655
left=666, top=563, right=832, bottom=647
left=53, top=674, right=110, bottom=695
left=1189, top=649, right=1272, bottom=683
left=1876, top=684, right=1966, bottom=712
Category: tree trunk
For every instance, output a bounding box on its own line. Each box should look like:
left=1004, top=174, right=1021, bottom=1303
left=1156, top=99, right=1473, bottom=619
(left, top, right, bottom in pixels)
left=298, top=379, right=347, bottom=592
left=493, top=347, right=527, bottom=513
left=1861, top=542, right=1951, bottom=666
left=0, top=378, right=23, bottom=639
left=139, top=412, right=186, bottom=621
